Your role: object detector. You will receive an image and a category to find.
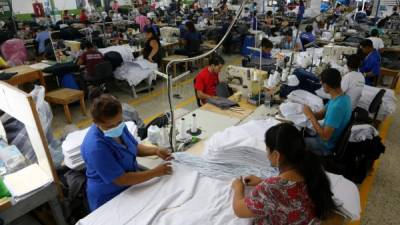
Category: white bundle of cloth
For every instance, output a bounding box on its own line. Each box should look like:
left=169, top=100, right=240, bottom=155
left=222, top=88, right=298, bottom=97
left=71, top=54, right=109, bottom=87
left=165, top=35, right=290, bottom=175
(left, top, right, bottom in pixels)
left=203, top=118, right=280, bottom=165
left=287, top=90, right=324, bottom=112
left=77, top=164, right=253, bottom=225
left=61, top=122, right=138, bottom=169
left=349, top=124, right=379, bottom=143
left=279, top=102, right=309, bottom=126
left=98, top=45, right=134, bottom=62
left=356, top=85, right=397, bottom=121
left=114, top=57, right=158, bottom=86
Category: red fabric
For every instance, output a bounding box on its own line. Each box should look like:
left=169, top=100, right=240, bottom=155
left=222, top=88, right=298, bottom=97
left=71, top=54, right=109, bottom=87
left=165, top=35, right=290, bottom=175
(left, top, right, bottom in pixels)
left=194, top=67, right=219, bottom=103
left=244, top=177, right=318, bottom=225
left=80, top=49, right=104, bottom=77
left=1, top=39, right=28, bottom=66
left=32, top=3, right=45, bottom=17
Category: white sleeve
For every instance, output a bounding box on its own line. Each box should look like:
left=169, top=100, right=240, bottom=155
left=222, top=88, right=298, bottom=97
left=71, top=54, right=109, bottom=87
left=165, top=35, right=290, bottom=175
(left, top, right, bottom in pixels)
left=341, top=75, right=350, bottom=93
left=379, top=39, right=384, bottom=49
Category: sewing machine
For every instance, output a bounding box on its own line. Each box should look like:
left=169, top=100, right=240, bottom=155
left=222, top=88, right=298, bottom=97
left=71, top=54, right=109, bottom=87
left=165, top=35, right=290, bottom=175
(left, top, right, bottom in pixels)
left=322, top=44, right=358, bottom=63
left=160, top=27, right=180, bottom=43
left=227, top=65, right=268, bottom=102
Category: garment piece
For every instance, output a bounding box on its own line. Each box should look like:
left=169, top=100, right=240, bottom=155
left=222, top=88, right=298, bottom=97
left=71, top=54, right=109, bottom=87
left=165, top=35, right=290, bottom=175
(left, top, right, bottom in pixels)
left=80, top=49, right=104, bottom=77
left=279, top=102, right=308, bottom=126
left=287, top=90, right=324, bottom=112
left=356, top=85, right=397, bottom=120
left=99, top=45, right=134, bottom=62
left=35, top=31, right=50, bottom=54
left=194, top=67, right=219, bottom=103
left=81, top=124, right=139, bottom=211
left=113, top=59, right=157, bottom=86
left=245, top=177, right=319, bottom=225
left=349, top=124, right=379, bottom=142
left=359, top=49, right=381, bottom=85
left=367, top=37, right=384, bottom=50
left=207, top=97, right=238, bottom=109
left=341, top=71, right=365, bottom=109
left=323, top=95, right=352, bottom=150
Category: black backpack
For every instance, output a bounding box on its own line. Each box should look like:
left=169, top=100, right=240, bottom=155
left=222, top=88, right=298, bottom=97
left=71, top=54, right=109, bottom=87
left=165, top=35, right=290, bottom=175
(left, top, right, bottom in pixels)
left=104, top=51, right=123, bottom=70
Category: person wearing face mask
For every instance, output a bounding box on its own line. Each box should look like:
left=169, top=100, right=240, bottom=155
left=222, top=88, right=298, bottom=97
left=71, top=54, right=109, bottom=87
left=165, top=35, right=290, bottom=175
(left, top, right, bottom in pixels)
left=194, top=54, right=225, bottom=104
left=231, top=123, right=337, bottom=224
left=81, top=94, right=173, bottom=211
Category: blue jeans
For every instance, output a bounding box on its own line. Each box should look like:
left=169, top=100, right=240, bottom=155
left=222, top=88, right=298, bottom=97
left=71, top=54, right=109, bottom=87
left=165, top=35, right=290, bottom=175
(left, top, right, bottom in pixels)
left=304, top=137, right=331, bottom=156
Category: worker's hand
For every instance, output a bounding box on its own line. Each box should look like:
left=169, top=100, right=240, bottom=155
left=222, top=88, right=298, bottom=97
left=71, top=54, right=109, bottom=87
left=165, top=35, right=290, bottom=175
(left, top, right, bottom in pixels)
left=303, top=105, right=314, bottom=119
left=231, top=177, right=245, bottom=191
left=243, top=175, right=263, bottom=186
left=156, top=148, right=173, bottom=161
left=153, top=162, right=173, bottom=176
left=148, top=57, right=153, bottom=63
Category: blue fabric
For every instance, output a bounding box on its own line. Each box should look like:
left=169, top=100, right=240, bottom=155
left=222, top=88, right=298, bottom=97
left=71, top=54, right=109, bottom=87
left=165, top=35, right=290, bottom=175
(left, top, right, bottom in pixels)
left=241, top=35, right=255, bottom=56
left=59, top=73, right=79, bottom=90
left=300, top=32, right=316, bottom=46
left=81, top=124, right=139, bottom=211
left=179, top=24, right=186, bottom=38
left=35, top=31, right=50, bottom=54
left=304, top=137, right=330, bottom=156
left=360, top=49, right=381, bottom=85
left=320, top=2, right=330, bottom=13
left=323, top=95, right=352, bottom=151
left=251, top=51, right=271, bottom=59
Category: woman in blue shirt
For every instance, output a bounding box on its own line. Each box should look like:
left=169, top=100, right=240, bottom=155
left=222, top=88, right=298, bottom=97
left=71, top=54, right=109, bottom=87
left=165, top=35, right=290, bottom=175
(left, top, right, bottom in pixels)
left=81, top=94, right=173, bottom=211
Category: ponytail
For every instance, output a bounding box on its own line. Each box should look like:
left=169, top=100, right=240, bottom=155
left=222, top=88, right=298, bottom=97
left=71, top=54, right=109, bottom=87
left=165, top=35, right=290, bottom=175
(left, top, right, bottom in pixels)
left=265, top=123, right=337, bottom=219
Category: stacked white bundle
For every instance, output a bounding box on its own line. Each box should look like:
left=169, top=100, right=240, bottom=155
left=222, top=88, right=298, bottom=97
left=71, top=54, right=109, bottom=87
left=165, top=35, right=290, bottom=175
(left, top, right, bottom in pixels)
left=202, top=118, right=280, bottom=167
left=287, top=89, right=324, bottom=112
left=114, top=58, right=158, bottom=86
left=279, top=102, right=308, bottom=126
left=160, top=27, right=180, bottom=43
left=357, top=85, right=397, bottom=121
left=98, top=45, right=134, bottom=62
left=61, top=122, right=138, bottom=169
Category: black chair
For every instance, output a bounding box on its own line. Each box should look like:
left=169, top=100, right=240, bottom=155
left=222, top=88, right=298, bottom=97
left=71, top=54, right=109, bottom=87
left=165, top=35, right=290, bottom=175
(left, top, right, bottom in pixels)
left=193, top=78, right=202, bottom=107
left=369, top=89, right=386, bottom=122
left=85, top=61, right=114, bottom=85
left=353, top=89, right=386, bottom=126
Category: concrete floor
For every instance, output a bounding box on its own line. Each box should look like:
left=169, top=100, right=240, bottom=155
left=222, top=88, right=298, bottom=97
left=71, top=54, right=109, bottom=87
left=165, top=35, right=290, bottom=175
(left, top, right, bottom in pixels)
left=48, top=53, right=400, bottom=224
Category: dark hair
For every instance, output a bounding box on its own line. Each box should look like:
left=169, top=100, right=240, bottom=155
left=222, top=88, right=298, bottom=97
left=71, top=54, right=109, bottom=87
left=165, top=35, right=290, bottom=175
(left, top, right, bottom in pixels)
left=145, top=26, right=160, bottom=41
left=346, top=54, right=362, bottom=69
left=370, top=28, right=379, bottom=37
left=209, top=54, right=225, bottom=66
left=305, top=25, right=313, bottom=33
left=90, top=94, right=122, bottom=123
left=265, top=123, right=336, bottom=219
left=320, top=68, right=341, bottom=89
left=83, top=41, right=94, bottom=49
left=360, top=39, right=373, bottom=48
left=261, top=38, right=273, bottom=49
left=283, top=28, right=293, bottom=36
left=185, top=21, right=196, bottom=32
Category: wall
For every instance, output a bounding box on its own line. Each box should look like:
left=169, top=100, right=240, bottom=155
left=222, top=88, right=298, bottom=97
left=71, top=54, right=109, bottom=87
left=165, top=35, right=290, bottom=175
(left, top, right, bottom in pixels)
left=12, top=0, right=77, bottom=14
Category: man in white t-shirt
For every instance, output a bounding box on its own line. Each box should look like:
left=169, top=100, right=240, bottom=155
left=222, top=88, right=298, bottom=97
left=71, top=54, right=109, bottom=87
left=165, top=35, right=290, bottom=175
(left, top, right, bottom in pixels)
left=341, top=54, right=365, bottom=109
left=367, top=29, right=384, bottom=52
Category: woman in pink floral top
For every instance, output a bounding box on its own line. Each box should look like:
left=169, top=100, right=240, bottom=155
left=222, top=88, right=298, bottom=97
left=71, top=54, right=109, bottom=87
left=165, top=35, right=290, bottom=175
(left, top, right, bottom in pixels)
left=231, top=123, right=337, bottom=225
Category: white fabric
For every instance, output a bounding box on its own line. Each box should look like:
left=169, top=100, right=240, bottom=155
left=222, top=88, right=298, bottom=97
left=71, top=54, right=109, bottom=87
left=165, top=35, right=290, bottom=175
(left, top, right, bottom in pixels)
left=327, top=172, right=361, bottom=220
left=279, top=102, right=308, bottom=126
left=113, top=59, right=158, bottom=86
left=287, top=90, right=324, bottom=112
left=98, top=45, right=134, bottom=62
left=62, top=122, right=138, bottom=169
left=341, top=71, right=365, bottom=110
left=367, top=37, right=384, bottom=50
left=76, top=164, right=252, bottom=225
left=349, top=124, right=379, bottom=142
left=356, top=85, right=397, bottom=120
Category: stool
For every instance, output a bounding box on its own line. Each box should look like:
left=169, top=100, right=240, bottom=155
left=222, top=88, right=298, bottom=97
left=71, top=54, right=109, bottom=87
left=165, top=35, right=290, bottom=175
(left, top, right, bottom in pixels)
left=162, top=55, right=188, bottom=77
left=45, top=88, right=87, bottom=123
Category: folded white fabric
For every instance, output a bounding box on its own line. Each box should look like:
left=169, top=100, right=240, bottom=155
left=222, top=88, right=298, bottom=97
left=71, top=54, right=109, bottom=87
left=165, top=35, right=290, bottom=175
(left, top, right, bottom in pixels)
left=287, top=90, right=324, bottom=112
left=113, top=60, right=157, bottom=86
left=349, top=124, right=379, bottom=142
left=98, top=45, right=134, bottom=62
left=357, top=85, right=397, bottom=121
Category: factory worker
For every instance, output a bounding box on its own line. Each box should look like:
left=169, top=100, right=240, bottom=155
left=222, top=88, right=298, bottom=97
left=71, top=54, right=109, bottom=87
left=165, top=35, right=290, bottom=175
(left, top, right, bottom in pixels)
left=279, top=29, right=302, bottom=51
left=232, top=123, right=337, bottom=224
left=359, top=39, right=381, bottom=86
left=367, top=29, right=384, bottom=52
left=253, top=38, right=273, bottom=59
left=300, top=25, right=316, bottom=48
left=194, top=54, right=225, bottom=104
left=303, top=68, right=352, bottom=156
left=341, top=54, right=365, bottom=109
left=81, top=94, right=173, bottom=211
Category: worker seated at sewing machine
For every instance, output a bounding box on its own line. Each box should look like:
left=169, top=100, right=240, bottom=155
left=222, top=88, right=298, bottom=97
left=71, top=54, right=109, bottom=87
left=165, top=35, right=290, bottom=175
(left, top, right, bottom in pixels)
left=231, top=123, right=337, bottom=224
left=300, top=25, right=316, bottom=49
left=279, top=29, right=302, bottom=51
left=303, top=68, right=352, bottom=156
left=359, top=39, right=381, bottom=86
left=81, top=94, right=173, bottom=211
left=194, top=54, right=225, bottom=104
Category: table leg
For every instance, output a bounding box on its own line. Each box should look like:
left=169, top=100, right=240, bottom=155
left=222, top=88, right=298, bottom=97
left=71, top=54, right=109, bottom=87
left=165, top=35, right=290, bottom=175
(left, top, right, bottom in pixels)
left=63, top=104, right=72, bottom=123
left=48, top=198, right=67, bottom=225
left=79, top=97, right=87, bottom=115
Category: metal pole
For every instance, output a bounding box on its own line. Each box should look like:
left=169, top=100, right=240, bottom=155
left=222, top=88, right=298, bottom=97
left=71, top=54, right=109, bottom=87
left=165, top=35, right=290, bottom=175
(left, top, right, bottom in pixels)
left=6, top=0, right=17, bottom=36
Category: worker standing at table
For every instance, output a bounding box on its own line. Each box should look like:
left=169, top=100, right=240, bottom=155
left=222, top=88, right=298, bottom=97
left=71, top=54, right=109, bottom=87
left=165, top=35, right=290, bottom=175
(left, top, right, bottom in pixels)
left=359, top=39, right=381, bottom=86
left=194, top=54, right=225, bottom=104
left=81, top=94, right=173, bottom=211
left=143, top=28, right=162, bottom=65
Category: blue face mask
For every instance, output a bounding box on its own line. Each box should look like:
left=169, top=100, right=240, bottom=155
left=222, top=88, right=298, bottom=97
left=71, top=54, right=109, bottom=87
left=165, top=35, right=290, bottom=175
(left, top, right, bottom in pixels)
left=103, top=122, right=126, bottom=138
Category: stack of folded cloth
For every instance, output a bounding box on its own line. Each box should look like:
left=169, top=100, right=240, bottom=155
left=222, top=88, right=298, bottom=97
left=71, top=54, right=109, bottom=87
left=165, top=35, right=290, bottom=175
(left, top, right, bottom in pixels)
left=357, top=85, right=397, bottom=121
left=279, top=102, right=308, bottom=126
left=287, top=89, right=324, bottom=112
